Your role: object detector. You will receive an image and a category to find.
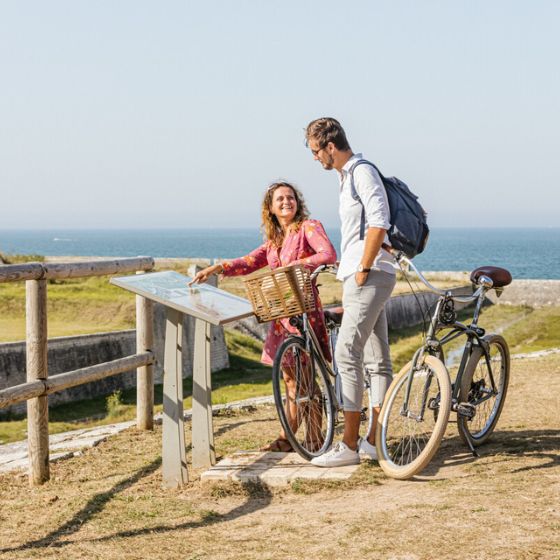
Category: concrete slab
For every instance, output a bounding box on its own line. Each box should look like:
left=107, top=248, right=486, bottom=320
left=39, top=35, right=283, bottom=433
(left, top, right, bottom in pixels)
left=201, top=451, right=360, bottom=486
left=0, top=421, right=135, bottom=474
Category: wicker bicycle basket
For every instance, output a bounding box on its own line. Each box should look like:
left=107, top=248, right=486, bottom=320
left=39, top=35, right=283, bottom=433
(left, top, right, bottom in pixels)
left=243, top=265, right=316, bottom=323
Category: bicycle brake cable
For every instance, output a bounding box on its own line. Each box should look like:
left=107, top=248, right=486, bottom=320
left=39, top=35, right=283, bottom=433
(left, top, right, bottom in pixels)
left=398, top=260, right=431, bottom=340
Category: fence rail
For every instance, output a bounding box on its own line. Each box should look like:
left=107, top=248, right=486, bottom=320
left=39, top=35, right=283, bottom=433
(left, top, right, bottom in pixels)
left=0, top=352, right=154, bottom=408
left=0, top=257, right=154, bottom=283
left=0, top=257, right=155, bottom=485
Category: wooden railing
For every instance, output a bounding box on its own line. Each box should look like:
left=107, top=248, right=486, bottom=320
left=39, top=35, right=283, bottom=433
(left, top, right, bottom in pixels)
left=0, top=257, right=155, bottom=485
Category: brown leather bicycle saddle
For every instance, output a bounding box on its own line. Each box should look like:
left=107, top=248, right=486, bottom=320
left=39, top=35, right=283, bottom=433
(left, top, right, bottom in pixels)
left=324, top=306, right=344, bottom=326
left=470, top=266, right=512, bottom=288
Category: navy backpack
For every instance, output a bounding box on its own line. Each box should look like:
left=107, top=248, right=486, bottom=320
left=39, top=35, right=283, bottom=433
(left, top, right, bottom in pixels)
left=349, top=159, right=429, bottom=259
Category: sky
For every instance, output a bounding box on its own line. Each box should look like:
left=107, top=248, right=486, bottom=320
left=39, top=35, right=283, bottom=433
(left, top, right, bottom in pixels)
left=1, top=1, right=559, bottom=230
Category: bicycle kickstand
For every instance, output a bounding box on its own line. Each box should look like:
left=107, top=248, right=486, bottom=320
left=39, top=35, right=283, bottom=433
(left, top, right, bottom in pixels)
left=460, top=426, right=479, bottom=458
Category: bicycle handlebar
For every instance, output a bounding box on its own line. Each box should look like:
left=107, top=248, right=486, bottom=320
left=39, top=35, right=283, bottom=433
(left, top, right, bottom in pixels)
left=310, top=264, right=338, bottom=281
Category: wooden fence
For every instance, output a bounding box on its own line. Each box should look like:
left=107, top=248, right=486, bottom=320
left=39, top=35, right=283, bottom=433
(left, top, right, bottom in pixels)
left=0, top=257, right=155, bottom=485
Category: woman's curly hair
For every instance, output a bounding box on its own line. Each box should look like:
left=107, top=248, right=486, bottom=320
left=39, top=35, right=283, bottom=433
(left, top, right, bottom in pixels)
left=261, top=182, right=309, bottom=247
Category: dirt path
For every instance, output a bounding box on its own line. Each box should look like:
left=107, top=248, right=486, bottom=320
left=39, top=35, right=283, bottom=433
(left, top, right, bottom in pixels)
left=0, top=354, right=558, bottom=560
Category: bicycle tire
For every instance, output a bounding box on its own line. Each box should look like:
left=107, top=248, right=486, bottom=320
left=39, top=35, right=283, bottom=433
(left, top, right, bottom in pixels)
left=272, top=336, right=336, bottom=460
left=458, top=334, right=510, bottom=447
left=376, top=355, right=452, bottom=480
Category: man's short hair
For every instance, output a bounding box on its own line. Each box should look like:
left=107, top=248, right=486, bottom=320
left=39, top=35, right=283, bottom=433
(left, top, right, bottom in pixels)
left=305, top=117, right=351, bottom=151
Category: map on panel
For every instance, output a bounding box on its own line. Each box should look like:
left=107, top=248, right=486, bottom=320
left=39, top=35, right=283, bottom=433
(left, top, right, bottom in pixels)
left=111, top=271, right=254, bottom=326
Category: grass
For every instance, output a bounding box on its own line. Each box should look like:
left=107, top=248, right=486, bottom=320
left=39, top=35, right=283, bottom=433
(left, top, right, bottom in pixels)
left=0, top=276, right=137, bottom=342
left=0, top=252, right=45, bottom=264
left=388, top=302, right=557, bottom=373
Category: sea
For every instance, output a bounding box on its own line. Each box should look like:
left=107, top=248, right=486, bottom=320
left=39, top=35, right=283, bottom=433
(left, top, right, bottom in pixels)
left=1, top=228, right=559, bottom=280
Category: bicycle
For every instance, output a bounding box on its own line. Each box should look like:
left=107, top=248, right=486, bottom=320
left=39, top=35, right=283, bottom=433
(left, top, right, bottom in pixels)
left=375, top=246, right=512, bottom=479
left=266, top=264, right=376, bottom=460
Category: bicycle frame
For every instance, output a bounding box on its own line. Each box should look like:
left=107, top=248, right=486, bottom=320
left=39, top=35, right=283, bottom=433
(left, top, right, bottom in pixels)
left=291, top=261, right=500, bottom=437
left=399, top=257, right=499, bottom=423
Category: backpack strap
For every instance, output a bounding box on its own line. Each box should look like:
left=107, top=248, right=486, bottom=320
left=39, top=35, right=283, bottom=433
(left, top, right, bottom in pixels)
left=348, top=159, right=383, bottom=241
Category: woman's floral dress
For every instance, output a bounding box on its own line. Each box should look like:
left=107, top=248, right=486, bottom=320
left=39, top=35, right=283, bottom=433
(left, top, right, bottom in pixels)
left=221, top=219, right=337, bottom=365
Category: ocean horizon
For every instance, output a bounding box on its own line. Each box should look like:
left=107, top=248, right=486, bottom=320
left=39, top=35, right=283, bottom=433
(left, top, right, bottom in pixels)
left=1, top=227, right=559, bottom=280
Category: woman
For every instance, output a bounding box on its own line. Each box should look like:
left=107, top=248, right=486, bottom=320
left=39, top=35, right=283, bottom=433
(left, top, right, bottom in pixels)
left=191, top=181, right=337, bottom=452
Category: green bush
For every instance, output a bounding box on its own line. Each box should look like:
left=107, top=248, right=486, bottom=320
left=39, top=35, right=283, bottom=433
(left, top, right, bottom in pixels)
left=106, top=390, right=126, bottom=419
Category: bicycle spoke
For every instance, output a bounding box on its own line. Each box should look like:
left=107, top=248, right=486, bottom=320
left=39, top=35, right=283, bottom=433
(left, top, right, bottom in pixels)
left=381, top=361, right=448, bottom=471
left=272, top=338, right=335, bottom=458
left=456, top=335, right=510, bottom=448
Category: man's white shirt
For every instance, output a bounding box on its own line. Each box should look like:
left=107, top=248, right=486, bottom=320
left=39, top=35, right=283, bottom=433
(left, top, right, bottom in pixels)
left=337, top=153, right=396, bottom=281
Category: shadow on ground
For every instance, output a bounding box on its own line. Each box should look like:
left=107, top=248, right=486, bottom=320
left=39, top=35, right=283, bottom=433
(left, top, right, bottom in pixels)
left=413, top=428, right=560, bottom=479
left=1, top=416, right=275, bottom=555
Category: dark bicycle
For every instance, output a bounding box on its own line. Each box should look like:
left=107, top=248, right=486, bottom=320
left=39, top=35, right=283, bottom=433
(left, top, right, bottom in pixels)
left=375, top=246, right=512, bottom=479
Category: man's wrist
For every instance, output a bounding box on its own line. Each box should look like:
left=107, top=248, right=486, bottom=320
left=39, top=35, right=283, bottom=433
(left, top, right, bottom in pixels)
left=357, top=264, right=371, bottom=273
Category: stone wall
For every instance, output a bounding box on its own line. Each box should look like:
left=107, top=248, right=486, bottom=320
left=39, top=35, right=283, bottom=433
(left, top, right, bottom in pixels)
left=0, top=301, right=229, bottom=417
left=485, top=279, right=560, bottom=307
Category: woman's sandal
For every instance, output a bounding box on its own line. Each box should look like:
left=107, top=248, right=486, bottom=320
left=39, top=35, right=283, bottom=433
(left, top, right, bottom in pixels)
left=260, top=437, right=293, bottom=452
left=304, top=438, right=324, bottom=453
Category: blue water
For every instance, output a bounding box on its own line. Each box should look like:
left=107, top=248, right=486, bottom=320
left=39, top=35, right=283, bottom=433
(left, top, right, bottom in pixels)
left=1, top=228, right=559, bottom=280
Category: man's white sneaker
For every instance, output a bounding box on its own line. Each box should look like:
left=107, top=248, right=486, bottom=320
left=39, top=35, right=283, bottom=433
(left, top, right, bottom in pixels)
left=310, top=441, right=360, bottom=468
left=358, top=438, right=378, bottom=461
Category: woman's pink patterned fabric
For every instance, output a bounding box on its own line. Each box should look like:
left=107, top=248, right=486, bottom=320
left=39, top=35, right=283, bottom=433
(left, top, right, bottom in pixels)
left=222, top=219, right=337, bottom=365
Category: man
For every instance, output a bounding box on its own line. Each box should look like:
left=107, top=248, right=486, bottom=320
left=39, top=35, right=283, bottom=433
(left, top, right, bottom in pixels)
left=305, top=117, right=396, bottom=467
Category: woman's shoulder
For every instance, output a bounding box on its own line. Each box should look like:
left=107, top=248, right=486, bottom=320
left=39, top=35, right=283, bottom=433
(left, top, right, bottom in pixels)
left=301, top=218, right=325, bottom=230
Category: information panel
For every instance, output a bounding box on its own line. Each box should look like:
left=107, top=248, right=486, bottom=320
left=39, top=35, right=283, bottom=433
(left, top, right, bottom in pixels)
left=111, top=270, right=254, bottom=325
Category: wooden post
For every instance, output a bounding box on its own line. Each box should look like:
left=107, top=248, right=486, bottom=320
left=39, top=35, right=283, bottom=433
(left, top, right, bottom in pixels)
left=26, top=278, right=49, bottom=485
left=191, top=318, right=215, bottom=468
left=161, top=307, right=188, bottom=488
left=187, top=263, right=216, bottom=468
left=136, top=271, right=154, bottom=430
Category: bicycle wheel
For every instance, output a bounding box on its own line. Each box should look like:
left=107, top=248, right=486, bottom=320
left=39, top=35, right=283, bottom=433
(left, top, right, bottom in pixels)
left=272, top=336, right=336, bottom=460
left=376, top=355, right=452, bottom=480
left=458, top=334, right=510, bottom=447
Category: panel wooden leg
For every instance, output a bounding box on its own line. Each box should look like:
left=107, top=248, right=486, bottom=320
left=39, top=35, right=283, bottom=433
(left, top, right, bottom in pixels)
left=192, top=318, right=215, bottom=468
left=162, top=308, right=188, bottom=488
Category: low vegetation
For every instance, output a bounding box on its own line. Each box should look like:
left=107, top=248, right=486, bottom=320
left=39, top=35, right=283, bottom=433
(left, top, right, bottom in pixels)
left=1, top=254, right=558, bottom=446
left=1, top=301, right=558, bottom=445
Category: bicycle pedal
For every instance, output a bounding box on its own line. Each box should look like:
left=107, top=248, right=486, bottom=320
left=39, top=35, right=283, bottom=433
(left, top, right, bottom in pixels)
left=456, top=402, right=476, bottom=419
left=427, top=397, right=440, bottom=410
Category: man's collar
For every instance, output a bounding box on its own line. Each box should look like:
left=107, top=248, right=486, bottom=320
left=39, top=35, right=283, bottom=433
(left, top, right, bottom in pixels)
left=339, top=152, right=363, bottom=178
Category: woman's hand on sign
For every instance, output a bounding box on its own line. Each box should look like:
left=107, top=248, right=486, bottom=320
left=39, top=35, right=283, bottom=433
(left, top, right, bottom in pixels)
left=188, top=264, right=223, bottom=286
